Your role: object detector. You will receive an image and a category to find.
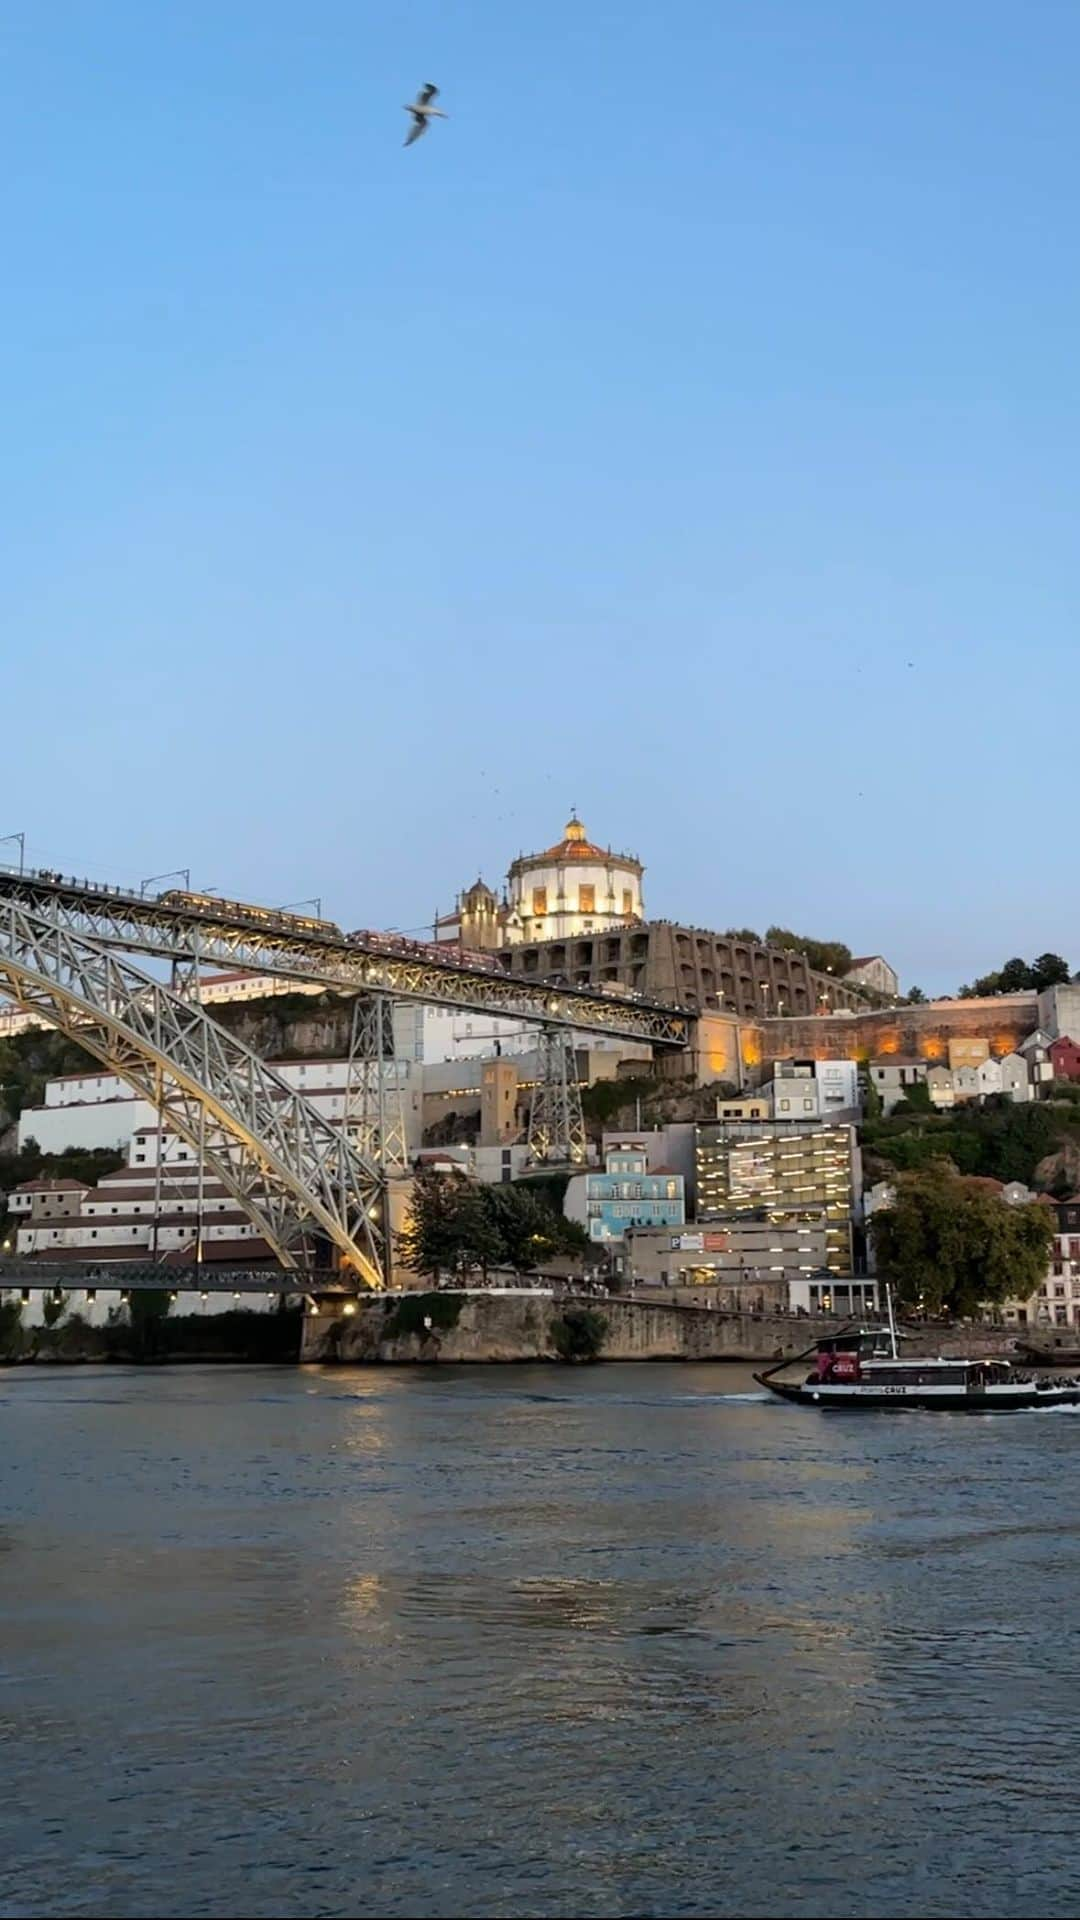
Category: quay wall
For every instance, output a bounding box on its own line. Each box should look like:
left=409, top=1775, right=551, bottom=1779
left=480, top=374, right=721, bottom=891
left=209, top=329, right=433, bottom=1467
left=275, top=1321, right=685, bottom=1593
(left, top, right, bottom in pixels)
left=301, top=1293, right=1023, bottom=1367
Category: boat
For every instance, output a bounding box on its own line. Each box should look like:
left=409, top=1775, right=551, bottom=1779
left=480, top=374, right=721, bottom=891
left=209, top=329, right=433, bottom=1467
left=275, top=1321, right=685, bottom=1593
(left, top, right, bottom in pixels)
left=755, top=1292, right=1080, bottom=1413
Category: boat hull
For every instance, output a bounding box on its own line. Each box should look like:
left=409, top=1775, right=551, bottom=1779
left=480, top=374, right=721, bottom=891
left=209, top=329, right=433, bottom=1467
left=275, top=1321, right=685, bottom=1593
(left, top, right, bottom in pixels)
left=755, top=1374, right=1080, bottom=1413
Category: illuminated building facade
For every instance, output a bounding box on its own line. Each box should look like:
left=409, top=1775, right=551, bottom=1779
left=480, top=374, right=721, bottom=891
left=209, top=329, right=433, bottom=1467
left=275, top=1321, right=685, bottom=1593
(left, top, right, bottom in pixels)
left=505, top=813, right=644, bottom=945
left=694, top=1121, right=860, bottom=1275
left=434, top=814, right=644, bottom=952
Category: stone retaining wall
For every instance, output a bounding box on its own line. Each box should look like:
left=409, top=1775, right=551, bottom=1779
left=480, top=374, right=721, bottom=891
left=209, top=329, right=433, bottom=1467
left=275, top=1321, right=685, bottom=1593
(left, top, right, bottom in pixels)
left=301, top=1293, right=1024, bottom=1367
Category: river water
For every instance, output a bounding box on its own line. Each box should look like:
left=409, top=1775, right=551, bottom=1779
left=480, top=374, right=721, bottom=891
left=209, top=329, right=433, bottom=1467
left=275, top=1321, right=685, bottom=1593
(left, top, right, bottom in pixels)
left=2, top=1363, right=1079, bottom=1920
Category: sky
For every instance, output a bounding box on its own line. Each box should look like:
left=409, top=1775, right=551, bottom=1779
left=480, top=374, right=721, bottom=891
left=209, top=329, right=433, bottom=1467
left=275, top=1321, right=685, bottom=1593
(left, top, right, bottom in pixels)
left=3, top=2, right=1078, bottom=995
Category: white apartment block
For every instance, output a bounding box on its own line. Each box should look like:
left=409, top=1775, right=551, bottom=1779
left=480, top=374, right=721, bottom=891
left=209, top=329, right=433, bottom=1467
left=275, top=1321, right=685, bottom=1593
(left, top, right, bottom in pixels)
left=17, top=1059, right=423, bottom=1160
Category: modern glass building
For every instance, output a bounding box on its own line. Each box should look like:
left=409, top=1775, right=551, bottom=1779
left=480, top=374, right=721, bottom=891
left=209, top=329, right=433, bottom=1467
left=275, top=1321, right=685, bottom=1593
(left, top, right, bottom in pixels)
left=694, top=1121, right=859, bottom=1275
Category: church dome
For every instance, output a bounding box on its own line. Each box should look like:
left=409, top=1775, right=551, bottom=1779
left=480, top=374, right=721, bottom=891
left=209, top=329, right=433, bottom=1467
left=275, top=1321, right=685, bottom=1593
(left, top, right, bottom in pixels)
left=538, top=811, right=610, bottom=864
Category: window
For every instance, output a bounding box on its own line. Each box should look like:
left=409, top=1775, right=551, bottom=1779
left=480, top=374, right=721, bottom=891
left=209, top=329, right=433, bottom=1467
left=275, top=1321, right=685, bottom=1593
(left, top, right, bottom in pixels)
left=780, top=1098, right=790, bottom=1111
left=532, top=888, right=547, bottom=917
left=578, top=885, right=595, bottom=914
left=622, top=889, right=633, bottom=916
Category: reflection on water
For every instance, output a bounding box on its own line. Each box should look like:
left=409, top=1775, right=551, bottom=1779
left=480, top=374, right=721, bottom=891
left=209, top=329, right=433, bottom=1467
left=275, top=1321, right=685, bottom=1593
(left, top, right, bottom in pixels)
left=1, top=1362, right=1079, bottom=1918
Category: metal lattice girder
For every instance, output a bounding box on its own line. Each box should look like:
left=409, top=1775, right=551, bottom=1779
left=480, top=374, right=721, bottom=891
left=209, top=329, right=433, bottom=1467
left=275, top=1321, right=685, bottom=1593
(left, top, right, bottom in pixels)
left=526, top=1026, right=588, bottom=1168
left=0, top=871, right=691, bottom=1047
left=0, top=1258, right=347, bottom=1294
left=0, top=901, right=385, bottom=1285
left=343, top=995, right=409, bottom=1176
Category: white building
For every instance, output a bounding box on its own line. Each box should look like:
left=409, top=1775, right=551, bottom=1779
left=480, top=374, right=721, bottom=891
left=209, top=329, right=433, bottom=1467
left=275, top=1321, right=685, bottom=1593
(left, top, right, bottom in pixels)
left=393, top=1001, right=537, bottom=1065
left=869, top=1058, right=927, bottom=1113
left=771, top=1069, right=821, bottom=1121
left=999, top=1198, right=1080, bottom=1331
left=506, top=813, right=644, bottom=945
left=11, top=1126, right=271, bottom=1266
left=814, top=1059, right=861, bottom=1116
left=926, top=1065, right=957, bottom=1109
left=999, top=1054, right=1031, bottom=1101
left=975, top=1057, right=1003, bottom=1099
left=17, top=1072, right=157, bottom=1154
left=762, top=1058, right=861, bottom=1124
left=17, top=1058, right=423, bottom=1160
left=844, top=956, right=899, bottom=998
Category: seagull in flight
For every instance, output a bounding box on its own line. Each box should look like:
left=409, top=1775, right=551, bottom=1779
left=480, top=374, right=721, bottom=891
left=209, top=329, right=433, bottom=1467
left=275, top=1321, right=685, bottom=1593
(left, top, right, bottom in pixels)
left=404, top=83, right=447, bottom=147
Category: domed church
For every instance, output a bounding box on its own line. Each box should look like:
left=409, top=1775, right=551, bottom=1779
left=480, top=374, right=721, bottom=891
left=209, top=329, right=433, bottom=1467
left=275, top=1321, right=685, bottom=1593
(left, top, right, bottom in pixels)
left=505, top=813, right=644, bottom=944
left=434, top=813, right=645, bottom=951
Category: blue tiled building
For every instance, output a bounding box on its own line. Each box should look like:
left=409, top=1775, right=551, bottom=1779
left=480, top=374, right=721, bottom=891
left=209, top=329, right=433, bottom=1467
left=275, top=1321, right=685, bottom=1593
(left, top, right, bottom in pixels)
left=575, top=1143, right=686, bottom=1246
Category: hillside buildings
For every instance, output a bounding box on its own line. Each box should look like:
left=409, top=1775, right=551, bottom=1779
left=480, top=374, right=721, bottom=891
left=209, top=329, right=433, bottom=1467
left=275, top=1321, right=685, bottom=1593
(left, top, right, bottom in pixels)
left=9, top=1127, right=276, bottom=1268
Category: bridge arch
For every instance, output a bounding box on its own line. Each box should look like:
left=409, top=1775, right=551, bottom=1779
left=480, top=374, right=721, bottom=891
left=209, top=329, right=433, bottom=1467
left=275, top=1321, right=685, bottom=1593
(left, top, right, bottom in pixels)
left=0, top=902, right=384, bottom=1285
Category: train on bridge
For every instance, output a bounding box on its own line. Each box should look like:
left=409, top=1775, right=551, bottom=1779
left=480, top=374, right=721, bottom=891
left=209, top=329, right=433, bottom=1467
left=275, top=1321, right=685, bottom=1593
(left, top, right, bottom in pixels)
left=159, top=891, right=506, bottom=972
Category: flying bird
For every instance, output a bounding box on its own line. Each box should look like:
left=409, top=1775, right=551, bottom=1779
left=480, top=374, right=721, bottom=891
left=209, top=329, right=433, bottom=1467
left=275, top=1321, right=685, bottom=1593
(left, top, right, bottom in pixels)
left=403, top=83, right=447, bottom=147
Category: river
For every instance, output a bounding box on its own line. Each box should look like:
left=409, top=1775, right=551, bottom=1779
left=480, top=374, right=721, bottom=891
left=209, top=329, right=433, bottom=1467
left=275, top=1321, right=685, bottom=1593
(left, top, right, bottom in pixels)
left=1, top=1362, right=1079, bottom=1919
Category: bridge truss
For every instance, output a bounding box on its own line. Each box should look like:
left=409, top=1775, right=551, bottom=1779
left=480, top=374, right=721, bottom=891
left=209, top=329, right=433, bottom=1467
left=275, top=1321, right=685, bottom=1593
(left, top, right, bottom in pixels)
left=0, top=901, right=385, bottom=1284
left=0, top=871, right=690, bottom=1046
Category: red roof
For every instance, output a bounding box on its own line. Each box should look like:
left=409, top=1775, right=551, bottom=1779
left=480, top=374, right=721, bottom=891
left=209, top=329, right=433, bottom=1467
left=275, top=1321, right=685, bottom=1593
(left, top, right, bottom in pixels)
left=13, top=1178, right=89, bottom=1193
left=161, top=1238, right=276, bottom=1265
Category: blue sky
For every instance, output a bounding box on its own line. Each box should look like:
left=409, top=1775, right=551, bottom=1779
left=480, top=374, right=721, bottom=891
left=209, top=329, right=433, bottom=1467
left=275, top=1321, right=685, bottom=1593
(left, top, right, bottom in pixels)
left=3, top=1, right=1077, bottom=993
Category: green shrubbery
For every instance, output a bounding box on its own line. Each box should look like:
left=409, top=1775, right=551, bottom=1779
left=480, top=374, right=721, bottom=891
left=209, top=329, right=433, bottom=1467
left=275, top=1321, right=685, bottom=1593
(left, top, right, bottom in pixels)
left=550, top=1308, right=607, bottom=1363
left=382, top=1291, right=464, bottom=1340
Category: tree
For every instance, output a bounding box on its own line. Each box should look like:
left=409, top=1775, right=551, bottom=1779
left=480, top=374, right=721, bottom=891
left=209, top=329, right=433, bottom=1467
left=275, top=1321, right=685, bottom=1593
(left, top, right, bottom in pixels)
left=396, top=1172, right=586, bottom=1282
left=1031, top=952, right=1071, bottom=991
left=906, top=986, right=927, bottom=1004
left=764, top=927, right=853, bottom=977
left=486, top=1183, right=565, bottom=1269
left=998, top=957, right=1032, bottom=992
left=551, top=1308, right=607, bottom=1362
left=871, top=1165, right=1053, bottom=1317
left=396, top=1172, right=503, bottom=1281
left=580, top=1075, right=658, bottom=1131
left=955, top=952, right=1071, bottom=998
left=126, top=1287, right=173, bottom=1360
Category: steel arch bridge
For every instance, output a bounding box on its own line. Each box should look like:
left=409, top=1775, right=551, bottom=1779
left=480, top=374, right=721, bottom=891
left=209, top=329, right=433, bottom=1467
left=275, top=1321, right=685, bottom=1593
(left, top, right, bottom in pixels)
left=0, top=870, right=695, bottom=1286
left=0, top=901, right=384, bottom=1285
left=0, top=870, right=692, bottom=1046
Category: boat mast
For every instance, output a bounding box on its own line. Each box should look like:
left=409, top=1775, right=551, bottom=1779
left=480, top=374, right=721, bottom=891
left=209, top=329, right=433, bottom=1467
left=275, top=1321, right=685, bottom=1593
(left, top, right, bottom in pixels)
left=885, top=1282, right=899, bottom=1359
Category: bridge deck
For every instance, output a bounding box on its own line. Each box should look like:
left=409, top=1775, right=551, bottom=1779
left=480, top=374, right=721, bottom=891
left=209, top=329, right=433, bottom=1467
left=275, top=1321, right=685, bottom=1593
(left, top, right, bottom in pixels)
left=0, top=868, right=691, bottom=1046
